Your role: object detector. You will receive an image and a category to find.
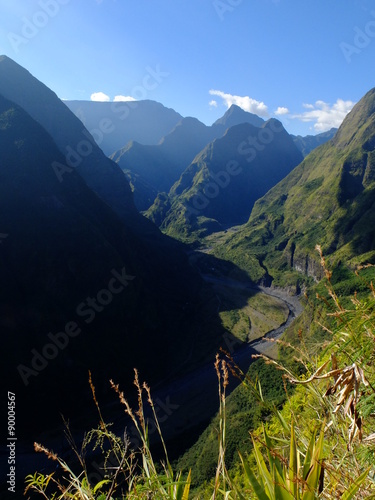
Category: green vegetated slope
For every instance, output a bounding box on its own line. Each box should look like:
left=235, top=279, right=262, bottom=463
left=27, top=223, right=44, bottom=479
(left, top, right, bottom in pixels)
left=213, top=87, right=375, bottom=286
left=146, top=119, right=303, bottom=242
left=23, top=263, right=375, bottom=498
left=174, top=87, right=375, bottom=495
left=175, top=263, right=375, bottom=496
left=177, top=358, right=286, bottom=489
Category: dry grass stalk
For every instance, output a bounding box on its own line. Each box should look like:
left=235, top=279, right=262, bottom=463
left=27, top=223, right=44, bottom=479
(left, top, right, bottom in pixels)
left=34, top=442, right=58, bottom=461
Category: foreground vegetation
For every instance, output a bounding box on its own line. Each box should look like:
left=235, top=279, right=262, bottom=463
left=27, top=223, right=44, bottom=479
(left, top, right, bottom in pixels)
left=25, top=251, right=375, bottom=498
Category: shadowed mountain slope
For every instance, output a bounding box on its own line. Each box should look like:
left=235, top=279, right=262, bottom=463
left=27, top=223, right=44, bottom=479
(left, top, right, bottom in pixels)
left=0, top=93, right=239, bottom=444
left=0, top=55, right=154, bottom=235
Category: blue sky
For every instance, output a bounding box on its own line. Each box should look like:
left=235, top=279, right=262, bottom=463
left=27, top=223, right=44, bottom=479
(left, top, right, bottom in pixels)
left=0, top=0, right=374, bottom=135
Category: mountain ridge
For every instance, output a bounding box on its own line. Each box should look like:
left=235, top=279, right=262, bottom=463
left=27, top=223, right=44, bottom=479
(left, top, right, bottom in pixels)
left=0, top=55, right=156, bottom=235
left=292, top=127, right=337, bottom=157
left=213, top=103, right=265, bottom=128
left=212, top=86, right=375, bottom=285
left=65, top=98, right=183, bottom=155
left=146, top=118, right=303, bottom=241
left=0, top=66, right=239, bottom=443
left=111, top=106, right=272, bottom=210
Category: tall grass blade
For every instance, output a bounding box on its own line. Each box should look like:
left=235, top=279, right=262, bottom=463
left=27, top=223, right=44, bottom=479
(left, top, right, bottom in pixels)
left=287, top=420, right=299, bottom=500
left=239, top=452, right=270, bottom=500
left=341, top=467, right=370, bottom=500
left=302, top=428, right=317, bottom=482
left=274, top=466, right=295, bottom=500
left=251, top=437, right=274, bottom=496
left=263, top=425, right=283, bottom=480
left=302, top=425, right=325, bottom=500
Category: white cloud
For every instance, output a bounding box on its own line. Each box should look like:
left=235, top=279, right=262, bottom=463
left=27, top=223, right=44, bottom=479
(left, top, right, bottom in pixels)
left=209, top=89, right=269, bottom=117
left=209, top=99, right=218, bottom=108
left=90, top=92, right=110, bottom=102
left=275, top=106, right=289, bottom=115
left=292, top=99, right=355, bottom=131
left=113, top=95, right=137, bottom=102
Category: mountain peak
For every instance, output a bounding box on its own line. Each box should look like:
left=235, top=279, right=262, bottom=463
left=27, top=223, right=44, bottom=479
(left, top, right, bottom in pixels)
left=333, top=87, right=375, bottom=150
left=0, top=55, right=14, bottom=63
left=213, top=104, right=265, bottom=129
left=0, top=54, right=33, bottom=75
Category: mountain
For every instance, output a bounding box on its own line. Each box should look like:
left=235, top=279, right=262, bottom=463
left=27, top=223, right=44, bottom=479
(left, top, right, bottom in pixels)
left=147, top=119, right=303, bottom=241
left=292, top=128, right=338, bottom=157
left=112, top=107, right=268, bottom=211
left=65, top=99, right=183, bottom=155
left=0, top=55, right=155, bottom=235
left=123, top=168, right=160, bottom=212
left=213, top=104, right=265, bottom=129
left=111, top=117, right=220, bottom=210
left=0, top=93, right=138, bottom=427
left=0, top=92, right=214, bottom=435
left=212, top=87, right=375, bottom=285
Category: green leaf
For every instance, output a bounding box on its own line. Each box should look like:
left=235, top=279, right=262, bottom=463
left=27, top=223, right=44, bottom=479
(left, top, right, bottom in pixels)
left=92, top=479, right=111, bottom=494
left=302, top=425, right=325, bottom=500
left=274, top=466, right=295, bottom=500
left=174, top=470, right=191, bottom=500
left=263, top=425, right=283, bottom=480
left=259, top=381, right=264, bottom=402
left=182, top=469, right=191, bottom=500
left=341, top=467, right=370, bottom=500
left=302, top=428, right=317, bottom=482
left=276, top=411, right=289, bottom=433
left=287, top=420, right=299, bottom=500
left=239, top=452, right=270, bottom=500
left=252, top=437, right=274, bottom=496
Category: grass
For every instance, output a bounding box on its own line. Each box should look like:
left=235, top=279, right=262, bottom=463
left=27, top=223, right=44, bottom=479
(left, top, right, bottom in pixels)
left=218, top=288, right=289, bottom=343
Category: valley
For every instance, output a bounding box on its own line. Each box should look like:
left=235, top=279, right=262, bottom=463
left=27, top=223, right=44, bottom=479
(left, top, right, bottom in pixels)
left=2, top=53, right=375, bottom=498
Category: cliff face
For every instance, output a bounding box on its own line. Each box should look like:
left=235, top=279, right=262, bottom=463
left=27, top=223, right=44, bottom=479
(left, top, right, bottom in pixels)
left=291, top=252, right=323, bottom=282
